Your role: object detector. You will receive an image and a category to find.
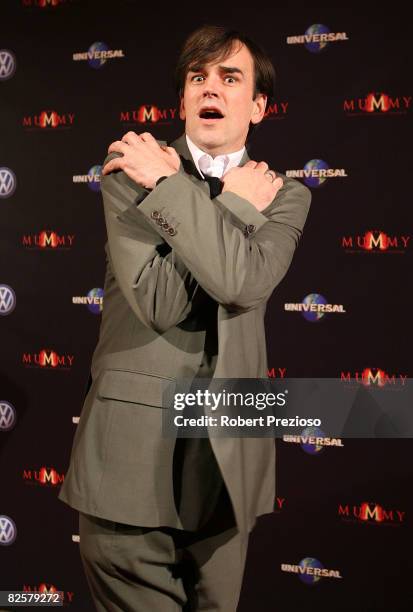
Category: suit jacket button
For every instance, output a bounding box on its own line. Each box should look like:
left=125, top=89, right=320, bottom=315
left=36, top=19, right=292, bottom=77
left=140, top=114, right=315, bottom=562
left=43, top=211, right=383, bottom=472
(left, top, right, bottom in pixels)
left=247, top=224, right=256, bottom=233
left=167, top=227, right=177, bottom=236
left=151, top=211, right=160, bottom=219
left=162, top=222, right=170, bottom=230
left=156, top=216, right=165, bottom=225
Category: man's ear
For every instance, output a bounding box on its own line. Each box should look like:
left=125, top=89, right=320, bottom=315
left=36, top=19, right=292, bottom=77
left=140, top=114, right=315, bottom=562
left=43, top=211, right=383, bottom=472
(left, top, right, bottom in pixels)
left=179, top=96, right=186, bottom=120
left=250, top=93, right=267, bottom=125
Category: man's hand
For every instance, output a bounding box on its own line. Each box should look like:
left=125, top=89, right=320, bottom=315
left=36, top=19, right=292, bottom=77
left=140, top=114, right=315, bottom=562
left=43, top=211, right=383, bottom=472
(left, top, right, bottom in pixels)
left=222, top=160, right=283, bottom=211
left=101, top=131, right=181, bottom=189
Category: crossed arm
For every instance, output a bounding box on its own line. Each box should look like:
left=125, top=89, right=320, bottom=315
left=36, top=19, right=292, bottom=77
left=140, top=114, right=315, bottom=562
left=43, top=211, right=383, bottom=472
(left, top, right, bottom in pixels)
left=100, top=152, right=311, bottom=333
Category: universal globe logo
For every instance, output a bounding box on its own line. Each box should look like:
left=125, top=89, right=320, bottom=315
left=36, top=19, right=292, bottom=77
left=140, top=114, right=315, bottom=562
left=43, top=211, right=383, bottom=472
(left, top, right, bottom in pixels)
left=0, top=167, right=17, bottom=198
left=287, top=25, right=349, bottom=53
left=87, top=288, right=104, bottom=314
left=281, top=557, right=342, bottom=584
left=87, top=165, right=102, bottom=192
left=300, top=426, right=325, bottom=455
left=286, top=159, right=347, bottom=188
left=0, top=401, right=17, bottom=432
left=0, top=285, right=16, bottom=315
left=72, top=42, right=125, bottom=68
left=0, top=49, right=17, bottom=80
left=284, top=294, right=346, bottom=322
left=88, top=42, right=109, bottom=69
left=0, top=515, right=17, bottom=546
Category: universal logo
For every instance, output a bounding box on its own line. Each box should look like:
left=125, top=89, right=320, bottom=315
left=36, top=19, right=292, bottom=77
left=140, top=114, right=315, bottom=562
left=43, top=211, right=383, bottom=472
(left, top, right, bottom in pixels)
left=286, top=159, right=347, bottom=188
left=22, top=110, right=75, bottom=129
left=283, top=426, right=344, bottom=454
left=284, top=293, right=346, bottom=322
left=73, top=42, right=125, bottom=69
left=23, top=467, right=64, bottom=487
left=120, top=105, right=178, bottom=126
left=22, top=231, right=75, bottom=249
left=73, top=165, right=102, bottom=192
left=287, top=24, right=349, bottom=53
left=344, top=93, right=411, bottom=115
left=338, top=502, right=405, bottom=526
left=22, top=350, right=74, bottom=369
left=281, top=557, right=342, bottom=584
left=72, top=288, right=104, bottom=314
left=341, top=231, right=410, bottom=254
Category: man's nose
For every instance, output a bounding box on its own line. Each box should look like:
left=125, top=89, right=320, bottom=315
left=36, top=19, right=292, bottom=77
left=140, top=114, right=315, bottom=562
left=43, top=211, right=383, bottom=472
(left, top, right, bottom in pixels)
left=202, top=74, right=220, bottom=97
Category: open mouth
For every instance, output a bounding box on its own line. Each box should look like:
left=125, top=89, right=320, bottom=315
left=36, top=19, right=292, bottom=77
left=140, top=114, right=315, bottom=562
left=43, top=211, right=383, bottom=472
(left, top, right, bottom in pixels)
left=199, top=108, right=224, bottom=119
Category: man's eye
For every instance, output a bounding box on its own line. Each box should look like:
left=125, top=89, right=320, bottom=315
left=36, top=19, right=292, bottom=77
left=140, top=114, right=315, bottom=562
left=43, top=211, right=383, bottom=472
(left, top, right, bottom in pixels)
left=225, top=76, right=237, bottom=83
left=191, top=75, right=204, bottom=82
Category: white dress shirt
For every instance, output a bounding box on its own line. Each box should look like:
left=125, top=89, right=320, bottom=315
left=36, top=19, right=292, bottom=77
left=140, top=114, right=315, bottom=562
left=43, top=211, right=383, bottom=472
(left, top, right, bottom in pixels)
left=185, top=134, right=245, bottom=179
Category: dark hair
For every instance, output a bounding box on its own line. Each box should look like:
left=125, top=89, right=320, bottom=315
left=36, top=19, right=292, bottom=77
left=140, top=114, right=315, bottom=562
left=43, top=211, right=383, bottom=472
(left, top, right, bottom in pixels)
left=174, top=24, right=276, bottom=140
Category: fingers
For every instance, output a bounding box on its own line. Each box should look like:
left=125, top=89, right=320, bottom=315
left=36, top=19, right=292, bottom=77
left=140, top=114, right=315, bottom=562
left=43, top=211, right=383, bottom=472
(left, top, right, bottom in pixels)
left=107, top=140, right=128, bottom=155
left=255, top=161, right=269, bottom=173
left=244, top=160, right=258, bottom=168
left=101, top=156, right=124, bottom=175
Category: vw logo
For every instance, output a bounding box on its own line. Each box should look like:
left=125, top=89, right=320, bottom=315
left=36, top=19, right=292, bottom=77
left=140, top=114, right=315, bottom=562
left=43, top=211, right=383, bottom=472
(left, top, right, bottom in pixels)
left=0, top=516, right=17, bottom=545
left=0, top=168, right=17, bottom=198
left=0, top=401, right=17, bottom=431
left=0, top=50, right=17, bottom=81
left=0, top=285, right=16, bottom=315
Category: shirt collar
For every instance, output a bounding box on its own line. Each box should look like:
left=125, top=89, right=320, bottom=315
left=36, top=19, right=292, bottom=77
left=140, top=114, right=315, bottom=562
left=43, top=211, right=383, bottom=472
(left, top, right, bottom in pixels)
left=185, top=134, right=245, bottom=179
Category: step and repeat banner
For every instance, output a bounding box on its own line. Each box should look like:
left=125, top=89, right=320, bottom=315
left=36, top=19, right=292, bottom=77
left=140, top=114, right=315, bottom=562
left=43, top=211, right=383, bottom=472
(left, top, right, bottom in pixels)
left=1, top=1, right=411, bottom=610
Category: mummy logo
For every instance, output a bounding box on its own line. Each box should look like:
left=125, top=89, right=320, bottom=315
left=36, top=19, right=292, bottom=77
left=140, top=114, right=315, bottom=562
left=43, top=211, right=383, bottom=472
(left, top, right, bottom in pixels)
left=344, top=93, right=411, bottom=115
left=73, top=165, right=102, bottom=192
left=267, top=367, right=287, bottom=378
left=283, top=427, right=344, bottom=454
left=281, top=557, right=342, bottom=584
left=73, top=42, right=125, bottom=69
left=0, top=49, right=17, bottom=80
left=342, top=231, right=410, bottom=254
left=0, top=515, right=17, bottom=546
left=0, top=167, right=17, bottom=198
left=274, top=497, right=286, bottom=513
left=120, top=105, right=178, bottom=126
left=23, top=467, right=64, bottom=487
left=285, top=294, right=346, bottom=322
left=72, top=288, right=104, bottom=314
left=0, top=401, right=17, bottom=431
left=287, top=24, right=349, bottom=53
left=22, top=0, right=72, bottom=7
left=22, top=110, right=75, bottom=129
left=286, top=159, right=347, bottom=188
left=341, top=369, right=407, bottom=387
left=0, top=285, right=16, bottom=315
left=264, top=101, right=289, bottom=120
left=22, top=231, right=75, bottom=249
left=339, top=502, right=405, bottom=525
left=21, top=586, right=71, bottom=605
left=22, top=350, right=75, bottom=369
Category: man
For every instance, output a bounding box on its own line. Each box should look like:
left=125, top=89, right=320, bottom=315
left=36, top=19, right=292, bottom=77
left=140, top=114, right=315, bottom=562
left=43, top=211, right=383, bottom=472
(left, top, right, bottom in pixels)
left=58, top=24, right=311, bottom=611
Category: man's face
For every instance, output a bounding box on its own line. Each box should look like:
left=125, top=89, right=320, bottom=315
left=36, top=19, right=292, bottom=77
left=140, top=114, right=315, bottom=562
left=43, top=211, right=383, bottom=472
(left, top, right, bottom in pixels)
left=179, top=42, right=267, bottom=156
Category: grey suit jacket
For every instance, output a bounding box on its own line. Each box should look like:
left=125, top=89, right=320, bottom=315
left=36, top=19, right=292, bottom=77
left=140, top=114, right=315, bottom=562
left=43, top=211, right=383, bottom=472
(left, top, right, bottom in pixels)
left=58, top=133, right=311, bottom=533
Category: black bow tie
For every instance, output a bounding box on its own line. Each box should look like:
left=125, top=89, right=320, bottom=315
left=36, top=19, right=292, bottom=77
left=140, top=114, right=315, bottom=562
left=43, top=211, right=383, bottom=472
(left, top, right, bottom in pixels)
left=179, top=155, right=223, bottom=198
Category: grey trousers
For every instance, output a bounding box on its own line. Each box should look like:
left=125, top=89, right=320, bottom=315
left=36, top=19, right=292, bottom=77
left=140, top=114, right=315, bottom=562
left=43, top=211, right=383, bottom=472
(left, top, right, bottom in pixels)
left=78, top=438, right=249, bottom=611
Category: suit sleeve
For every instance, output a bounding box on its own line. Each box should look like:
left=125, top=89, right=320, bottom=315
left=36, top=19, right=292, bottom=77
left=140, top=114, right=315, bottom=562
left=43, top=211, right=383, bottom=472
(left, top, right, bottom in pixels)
left=100, top=153, right=202, bottom=334
left=135, top=170, right=312, bottom=312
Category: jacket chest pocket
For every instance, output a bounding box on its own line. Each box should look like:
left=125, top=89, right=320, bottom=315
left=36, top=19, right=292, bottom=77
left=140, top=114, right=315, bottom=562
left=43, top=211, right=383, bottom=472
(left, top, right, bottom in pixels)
left=97, top=368, right=176, bottom=408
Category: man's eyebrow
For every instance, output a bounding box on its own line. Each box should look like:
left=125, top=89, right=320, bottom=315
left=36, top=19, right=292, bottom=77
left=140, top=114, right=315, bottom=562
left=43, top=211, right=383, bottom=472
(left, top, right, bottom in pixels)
left=187, top=65, right=244, bottom=77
